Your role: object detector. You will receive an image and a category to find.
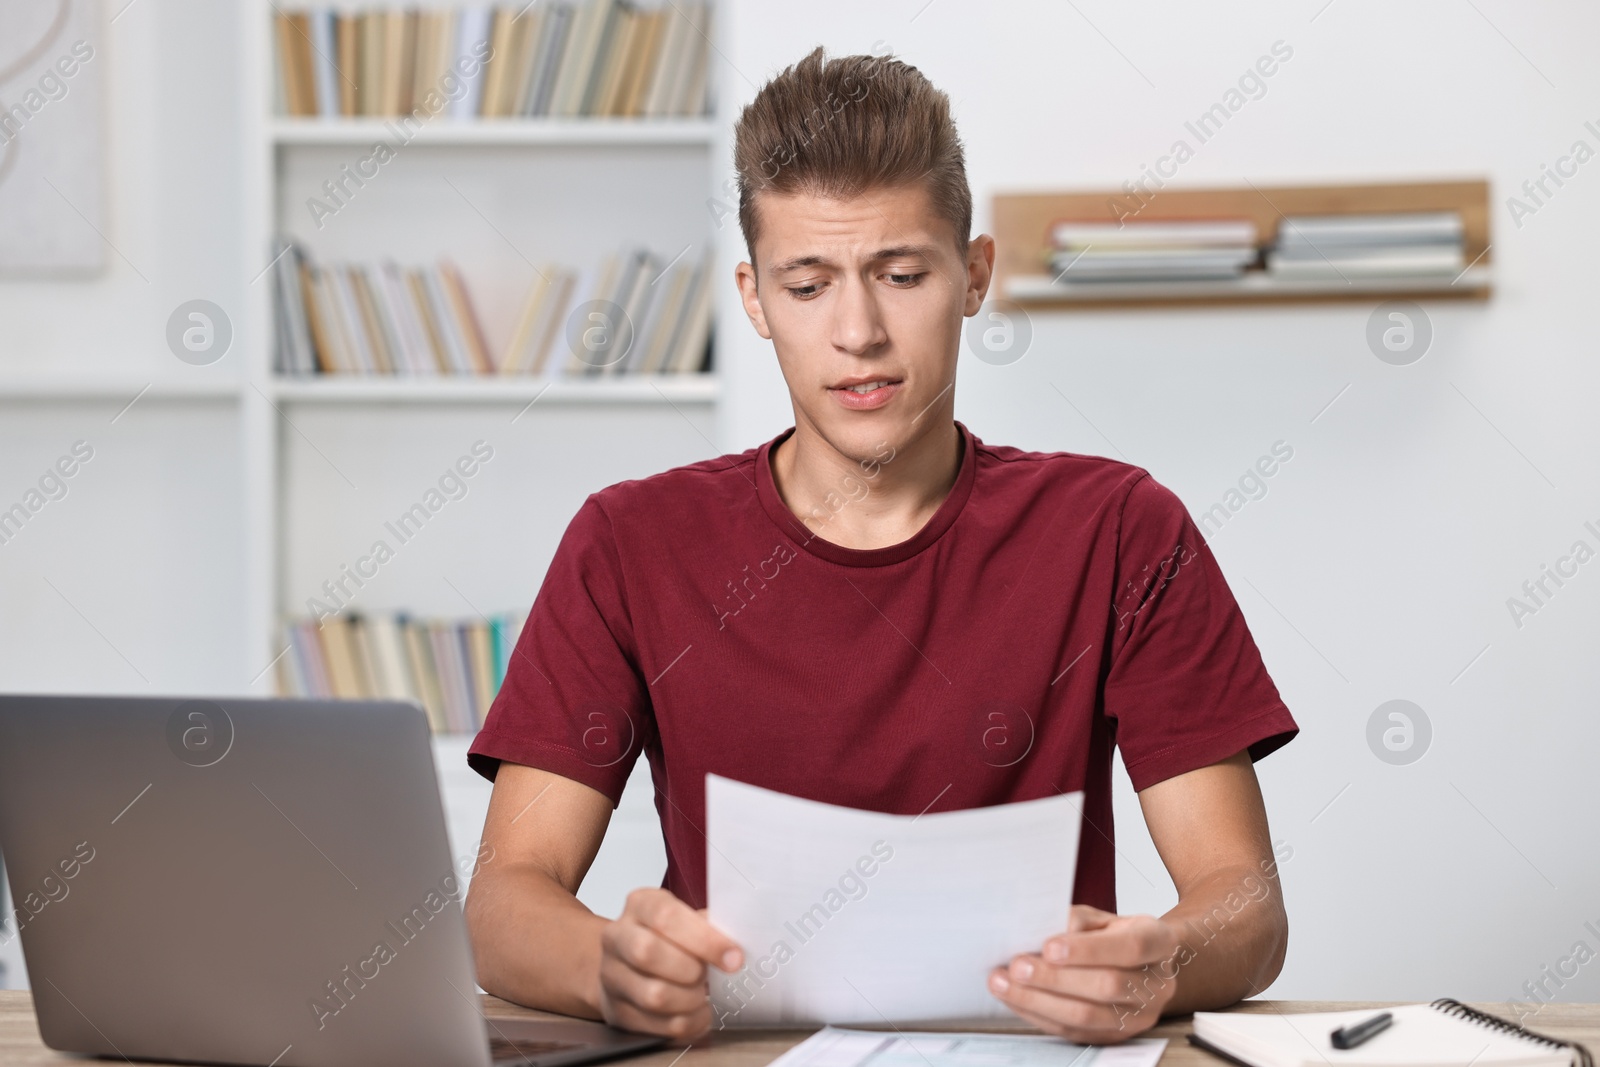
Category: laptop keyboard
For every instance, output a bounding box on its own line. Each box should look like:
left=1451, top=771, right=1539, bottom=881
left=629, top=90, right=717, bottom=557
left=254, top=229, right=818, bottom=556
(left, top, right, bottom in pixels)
left=488, top=1036, right=588, bottom=1064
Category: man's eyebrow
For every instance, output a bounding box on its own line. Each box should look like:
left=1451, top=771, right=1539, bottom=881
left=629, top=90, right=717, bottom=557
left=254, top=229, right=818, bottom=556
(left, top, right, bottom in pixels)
left=770, top=254, right=828, bottom=273
left=768, top=244, right=939, bottom=274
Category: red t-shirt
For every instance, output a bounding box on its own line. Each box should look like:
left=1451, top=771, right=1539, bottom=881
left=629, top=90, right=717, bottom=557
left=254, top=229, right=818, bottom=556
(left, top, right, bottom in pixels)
left=468, top=422, right=1296, bottom=913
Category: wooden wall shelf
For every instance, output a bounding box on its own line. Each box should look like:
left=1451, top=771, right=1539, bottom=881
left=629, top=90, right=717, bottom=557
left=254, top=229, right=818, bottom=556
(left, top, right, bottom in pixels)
left=992, top=179, right=1492, bottom=310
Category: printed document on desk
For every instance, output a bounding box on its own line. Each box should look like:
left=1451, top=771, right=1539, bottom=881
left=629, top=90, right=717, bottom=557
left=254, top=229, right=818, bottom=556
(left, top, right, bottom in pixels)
left=767, top=1027, right=1168, bottom=1067
left=705, top=775, right=1083, bottom=1026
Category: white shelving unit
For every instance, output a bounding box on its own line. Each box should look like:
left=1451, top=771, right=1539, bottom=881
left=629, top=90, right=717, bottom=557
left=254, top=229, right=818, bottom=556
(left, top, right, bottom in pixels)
left=268, top=117, right=717, bottom=146
left=236, top=2, right=712, bottom=899
left=267, top=374, right=720, bottom=404
left=240, top=1, right=725, bottom=704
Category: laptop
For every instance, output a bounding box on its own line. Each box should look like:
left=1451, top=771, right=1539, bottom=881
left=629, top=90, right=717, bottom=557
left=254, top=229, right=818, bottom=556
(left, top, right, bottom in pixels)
left=0, top=694, right=667, bottom=1067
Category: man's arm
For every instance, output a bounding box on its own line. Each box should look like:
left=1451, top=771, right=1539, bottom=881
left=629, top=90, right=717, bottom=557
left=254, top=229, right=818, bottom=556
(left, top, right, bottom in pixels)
left=988, top=750, right=1287, bottom=1041
left=465, top=762, right=744, bottom=1039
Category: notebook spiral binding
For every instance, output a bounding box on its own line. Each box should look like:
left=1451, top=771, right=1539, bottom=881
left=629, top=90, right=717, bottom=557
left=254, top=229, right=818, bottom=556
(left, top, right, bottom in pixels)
left=1431, top=998, right=1595, bottom=1067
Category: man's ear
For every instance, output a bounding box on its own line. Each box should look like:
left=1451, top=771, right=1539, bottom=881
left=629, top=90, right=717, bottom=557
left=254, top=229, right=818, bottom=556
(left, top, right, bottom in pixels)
left=735, top=261, right=773, bottom=340
left=964, top=233, right=997, bottom=316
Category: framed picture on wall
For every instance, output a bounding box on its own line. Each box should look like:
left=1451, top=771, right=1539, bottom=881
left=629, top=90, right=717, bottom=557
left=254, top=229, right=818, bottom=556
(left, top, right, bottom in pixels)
left=0, top=0, right=106, bottom=276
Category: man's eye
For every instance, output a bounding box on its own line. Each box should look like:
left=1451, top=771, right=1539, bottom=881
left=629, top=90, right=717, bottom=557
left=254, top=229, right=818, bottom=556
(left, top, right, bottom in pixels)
left=886, top=272, right=923, bottom=286
left=788, top=284, right=823, bottom=299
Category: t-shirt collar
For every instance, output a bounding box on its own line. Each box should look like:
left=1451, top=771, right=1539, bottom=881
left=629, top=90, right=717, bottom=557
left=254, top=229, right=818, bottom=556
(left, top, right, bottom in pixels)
left=755, top=421, right=978, bottom=567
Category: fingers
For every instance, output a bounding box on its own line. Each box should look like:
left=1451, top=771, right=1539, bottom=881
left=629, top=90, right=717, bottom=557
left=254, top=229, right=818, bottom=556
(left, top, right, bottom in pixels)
left=1045, top=913, right=1178, bottom=969
left=991, top=913, right=1179, bottom=1042
left=627, top=889, right=744, bottom=971
left=1004, top=954, right=1151, bottom=1006
left=988, top=967, right=1132, bottom=1039
left=600, top=988, right=713, bottom=1043
left=603, top=918, right=706, bottom=985
left=598, top=888, right=745, bottom=1042
left=599, top=949, right=713, bottom=1022
left=1067, top=904, right=1118, bottom=934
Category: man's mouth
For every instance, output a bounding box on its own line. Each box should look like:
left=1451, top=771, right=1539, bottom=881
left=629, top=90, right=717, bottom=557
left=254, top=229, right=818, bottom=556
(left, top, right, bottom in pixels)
left=829, top=378, right=904, bottom=410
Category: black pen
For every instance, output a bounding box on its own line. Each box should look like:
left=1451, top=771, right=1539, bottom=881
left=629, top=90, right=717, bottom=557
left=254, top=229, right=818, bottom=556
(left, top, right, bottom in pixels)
left=1331, top=1011, right=1393, bottom=1050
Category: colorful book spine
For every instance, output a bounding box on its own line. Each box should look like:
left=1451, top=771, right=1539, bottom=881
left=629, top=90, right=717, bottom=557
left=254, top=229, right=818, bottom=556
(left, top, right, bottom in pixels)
left=277, top=611, right=528, bottom=734
left=274, top=3, right=712, bottom=120
left=275, top=243, right=713, bottom=378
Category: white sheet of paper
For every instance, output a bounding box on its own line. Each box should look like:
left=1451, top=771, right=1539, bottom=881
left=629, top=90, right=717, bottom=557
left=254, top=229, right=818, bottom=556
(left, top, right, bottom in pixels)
left=765, top=1027, right=1168, bottom=1067
left=705, top=775, right=1083, bottom=1026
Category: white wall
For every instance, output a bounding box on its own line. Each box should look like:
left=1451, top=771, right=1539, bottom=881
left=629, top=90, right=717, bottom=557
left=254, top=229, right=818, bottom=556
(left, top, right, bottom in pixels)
left=715, top=0, right=1600, bottom=1003
left=3, top=0, right=1597, bottom=1009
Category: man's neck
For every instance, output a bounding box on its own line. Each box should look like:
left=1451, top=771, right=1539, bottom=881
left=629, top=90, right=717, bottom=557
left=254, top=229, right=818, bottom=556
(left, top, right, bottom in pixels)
left=771, top=419, right=963, bottom=552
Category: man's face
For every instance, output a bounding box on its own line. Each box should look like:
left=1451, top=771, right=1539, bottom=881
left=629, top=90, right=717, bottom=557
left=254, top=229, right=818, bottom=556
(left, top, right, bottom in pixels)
left=736, top=183, right=992, bottom=463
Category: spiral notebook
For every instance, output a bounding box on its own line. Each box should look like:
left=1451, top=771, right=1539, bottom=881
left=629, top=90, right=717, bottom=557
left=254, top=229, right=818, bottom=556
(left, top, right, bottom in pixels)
left=1190, top=1000, right=1594, bottom=1067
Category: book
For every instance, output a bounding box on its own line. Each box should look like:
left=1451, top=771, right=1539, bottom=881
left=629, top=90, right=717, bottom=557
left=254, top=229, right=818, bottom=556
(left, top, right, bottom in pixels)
left=275, top=12, right=317, bottom=117
left=277, top=2, right=714, bottom=119
left=336, top=13, right=358, bottom=115
left=418, top=267, right=474, bottom=373
left=438, top=261, right=495, bottom=372
left=1266, top=246, right=1464, bottom=278
left=621, top=8, right=664, bottom=116
left=412, top=11, right=451, bottom=112
left=1048, top=247, right=1259, bottom=280
left=358, top=11, right=382, bottom=116
left=643, top=2, right=690, bottom=116
left=448, top=7, right=494, bottom=119
left=273, top=244, right=316, bottom=374
left=349, top=267, right=397, bottom=373
left=317, top=617, right=363, bottom=698
left=503, top=7, right=544, bottom=116
left=377, top=261, right=437, bottom=375
left=591, top=6, right=638, bottom=117
left=670, top=2, right=710, bottom=116
left=1275, top=211, right=1464, bottom=249
left=365, top=613, right=415, bottom=702
left=630, top=259, right=692, bottom=374
left=401, top=618, right=450, bottom=734
left=1190, top=1001, right=1593, bottom=1067
left=329, top=267, right=378, bottom=373
left=1051, top=218, right=1258, bottom=249
left=308, top=10, right=340, bottom=118
left=666, top=254, right=712, bottom=372
left=379, top=10, right=412, bottom=117
left=465, top=620, right=498, bottom=726
left=274, top=243, right=710, bottom=377
left=603, top=248, right=658, bottom=375
left=479, top=7, right=520, bottom=117
left=524, top=3, right=573, bottom=116
left=429, top=620, right=473, bottom=732
left=279, top=611, right=526, bottom=733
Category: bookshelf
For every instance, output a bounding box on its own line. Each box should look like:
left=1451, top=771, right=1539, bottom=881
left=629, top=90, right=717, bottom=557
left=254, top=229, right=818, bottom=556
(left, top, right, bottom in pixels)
left=994, top=179, right=1492, bottom=310
left=268, top=117, right=716, bottom=146
left=268, top=374, right=721, bottom=404
left=241, top=0, right=726, bottom=729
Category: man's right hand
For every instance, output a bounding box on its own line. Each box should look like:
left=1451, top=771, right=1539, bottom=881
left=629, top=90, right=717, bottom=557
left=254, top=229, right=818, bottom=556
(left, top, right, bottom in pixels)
left=597, top=887, right=745, bottom=1041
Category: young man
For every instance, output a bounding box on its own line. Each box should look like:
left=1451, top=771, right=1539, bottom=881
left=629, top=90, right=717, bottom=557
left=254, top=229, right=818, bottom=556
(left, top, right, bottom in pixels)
left=465, top=47, right=1296, bottom=1044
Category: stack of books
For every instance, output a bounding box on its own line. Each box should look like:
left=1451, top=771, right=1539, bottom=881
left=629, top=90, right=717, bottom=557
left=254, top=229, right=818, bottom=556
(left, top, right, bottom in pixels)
left=1046, top=219, right=1259, bottom=283
left=511, top=247, right=713, bottom=375
left=279, top=611, right=529, bottom=734
left=1266, top=211, right=1464, bottom=280
left=273, top=1, right=712, bottom=120
left=273, top=243, right=712, bottom=376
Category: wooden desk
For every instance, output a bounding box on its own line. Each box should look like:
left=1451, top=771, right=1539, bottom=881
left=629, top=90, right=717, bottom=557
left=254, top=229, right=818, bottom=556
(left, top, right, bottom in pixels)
left=1, top=992, right=1596, bottom=1067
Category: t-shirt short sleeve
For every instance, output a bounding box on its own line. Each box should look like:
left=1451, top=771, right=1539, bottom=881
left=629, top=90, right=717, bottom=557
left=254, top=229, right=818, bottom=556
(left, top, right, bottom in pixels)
left=1104, top=472, right=1297, bottom=791
left=467, top=496, right=650, bottom=807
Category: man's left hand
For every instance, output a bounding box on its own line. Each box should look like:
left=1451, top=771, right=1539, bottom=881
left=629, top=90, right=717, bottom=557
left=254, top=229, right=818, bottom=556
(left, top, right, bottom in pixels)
left=988, top=905, right=1181, bottom=1043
